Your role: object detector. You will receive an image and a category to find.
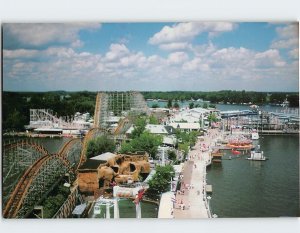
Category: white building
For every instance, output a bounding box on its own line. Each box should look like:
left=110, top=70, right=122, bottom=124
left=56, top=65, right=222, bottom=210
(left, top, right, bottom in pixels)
left=169, top=122, right=201, bottom=132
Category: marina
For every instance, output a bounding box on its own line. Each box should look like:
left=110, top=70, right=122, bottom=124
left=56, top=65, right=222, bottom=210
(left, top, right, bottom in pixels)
left=207, top=134, right=299, bottom=217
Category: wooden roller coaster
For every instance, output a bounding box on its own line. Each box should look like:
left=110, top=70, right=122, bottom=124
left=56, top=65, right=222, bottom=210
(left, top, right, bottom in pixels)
left=3, top=153, right=72, bottom=218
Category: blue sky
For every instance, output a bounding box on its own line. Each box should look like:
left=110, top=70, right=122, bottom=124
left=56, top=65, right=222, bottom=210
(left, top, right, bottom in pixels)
left=2, top=22, right=299, bottom=92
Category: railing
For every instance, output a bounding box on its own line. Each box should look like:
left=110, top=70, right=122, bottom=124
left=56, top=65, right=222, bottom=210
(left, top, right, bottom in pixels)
left=52, top=186, right=79, bottom=218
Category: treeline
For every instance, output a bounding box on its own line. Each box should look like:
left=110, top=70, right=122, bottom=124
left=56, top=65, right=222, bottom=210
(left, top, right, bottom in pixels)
left=142, top=90, right=299, bottom=107
left=3, top=90, right=299, bottom=132
left=3, top=91, right=96, bottom=131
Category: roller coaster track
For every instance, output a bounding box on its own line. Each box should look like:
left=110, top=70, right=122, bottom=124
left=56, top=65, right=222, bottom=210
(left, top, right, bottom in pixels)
left=3, top=138, right=85, bottom=218
left=4, top=141, right=49, bottom=158
left=3, top=154, right=72, bottom=218
left=2, top=141, right=50, bottom=203
left=77, top=128, right=106, bottom=170
left=94, top=93, right=101, bottom=128
left=58, top=138, right=82, bottom=169
left=114, top=117, right=130, bottom=135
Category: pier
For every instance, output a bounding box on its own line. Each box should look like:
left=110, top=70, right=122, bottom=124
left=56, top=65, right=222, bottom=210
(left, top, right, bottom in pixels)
left=173, top=129, right=218, bottom=218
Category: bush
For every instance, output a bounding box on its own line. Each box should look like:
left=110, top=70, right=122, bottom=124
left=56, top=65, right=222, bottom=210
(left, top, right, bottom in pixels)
left=147, top=165, right=175, bottom=197
left=120, top=132, right=162, bottom=158
left=86, top=135, right=116, bottom=159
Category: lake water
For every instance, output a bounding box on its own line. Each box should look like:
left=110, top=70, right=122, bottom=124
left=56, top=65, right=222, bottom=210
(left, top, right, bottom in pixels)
left=207, top=135, right=299, bottom=217
left=147, top=100, right=299, bottom=115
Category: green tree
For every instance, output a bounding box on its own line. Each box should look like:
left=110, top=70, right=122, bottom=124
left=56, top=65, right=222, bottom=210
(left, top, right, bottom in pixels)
left=4, top=109, right=26, bottom=131
left=175, top=129, right=198, bottom=146
left=178, top=142, right=190, bottom=156
left=202, top=103, right=208, bottom=109
left=173, top=102, right=179, bottom=109
left=120, top=131, right=163, bottom=157
left=207, top=113, right=218, bottom=126
left=147, top=165, right=175, bottom=196
left=167, top=99, right=173, bottom=108
left=149, top=115, right=159, bottom=125
left=151, top=103, right=159, bottom=108
left=189, top=102, right=194, bottom=109
left=131, top=116, right=147, bottom=139
left=168, top=150, right=177, bottom=161
left=86, top=135, right=116, bottom=159
left=287, top=94, right=299, bottom=107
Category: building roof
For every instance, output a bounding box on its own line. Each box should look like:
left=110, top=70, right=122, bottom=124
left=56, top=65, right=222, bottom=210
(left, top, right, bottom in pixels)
left=126, top=125, right=135, bottom=134
left=164, top=125, right=176, bottom=134
left=189, top=107, right=211, bottom=114
left=34, top=128, right=63, bottom=132
left=145, top=124, right=168, bottom=134
left=78, top=159, right=106, bottom=170
left=163, top=136, right=176, bottom=146
left=90, top=152, right=117, bottom=161
left=169, top=122, right=200, bottom=130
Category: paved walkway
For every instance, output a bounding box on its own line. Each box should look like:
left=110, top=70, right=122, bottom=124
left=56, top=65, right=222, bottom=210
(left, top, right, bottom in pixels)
left=174, top=129, right=220, bottom=218
left=158, top=192, right=175, bottom=218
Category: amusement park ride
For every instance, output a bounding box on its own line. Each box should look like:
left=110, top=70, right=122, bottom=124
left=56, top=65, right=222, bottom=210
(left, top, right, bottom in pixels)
left=3, top=91, right=150, bottom=219
left=93, top=184, right=147, bottom=218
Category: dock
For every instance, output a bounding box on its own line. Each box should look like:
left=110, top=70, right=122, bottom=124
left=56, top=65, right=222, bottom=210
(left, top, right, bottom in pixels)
left=173, top=128, right=219, bottom=218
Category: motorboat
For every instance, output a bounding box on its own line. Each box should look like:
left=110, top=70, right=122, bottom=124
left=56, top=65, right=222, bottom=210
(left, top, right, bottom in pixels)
left=247, top=145, right=267, bottom=161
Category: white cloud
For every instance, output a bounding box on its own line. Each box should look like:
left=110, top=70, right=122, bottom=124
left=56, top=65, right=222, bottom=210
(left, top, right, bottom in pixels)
left=149, top=22, right=236, bottom=45
left=168, top=52, right=189, bottom=65
left=105, top=44, right=130, bottom=61
left=182, top=58, right=210, bottom=71
left=254, top=49, right=286, bottom=67
left=159, top=42, right=190, bottom=51
left=4, top=23, right=101, bottom=47
left=271, top=38, right=298, bottom=49
left=289, top=48, right=299, bottom=59
left=271, top=23, right=299, bottom=49
left=3, top=49, right=39, bottom=59
left=276, top=24, right=299, bottom=38
left=3, top=41, right=297, bottom=92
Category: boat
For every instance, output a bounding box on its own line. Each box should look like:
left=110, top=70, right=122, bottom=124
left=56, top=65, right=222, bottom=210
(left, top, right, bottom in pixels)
left=251, top=132, right=259, bottom=140
left=247, top=145, right=267, bottom=161
left=231, top=149, right=241, bottom=155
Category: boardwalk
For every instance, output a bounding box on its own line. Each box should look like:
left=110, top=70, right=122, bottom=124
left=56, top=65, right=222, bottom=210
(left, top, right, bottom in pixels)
left=173, top=129, right=219, bottom=218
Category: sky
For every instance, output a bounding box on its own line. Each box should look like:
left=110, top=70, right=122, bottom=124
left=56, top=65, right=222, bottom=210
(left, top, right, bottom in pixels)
left=2, top=22, right=299, bottom=92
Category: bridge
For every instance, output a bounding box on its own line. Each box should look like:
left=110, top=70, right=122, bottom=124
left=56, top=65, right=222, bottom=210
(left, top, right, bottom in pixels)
left=220, top=110, right=258, bottom=118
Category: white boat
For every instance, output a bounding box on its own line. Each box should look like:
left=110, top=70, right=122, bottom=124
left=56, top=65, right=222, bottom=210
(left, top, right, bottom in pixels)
left=247, top=145, right=267, bottom=161
left=251, top=132, right=259, bottom=140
